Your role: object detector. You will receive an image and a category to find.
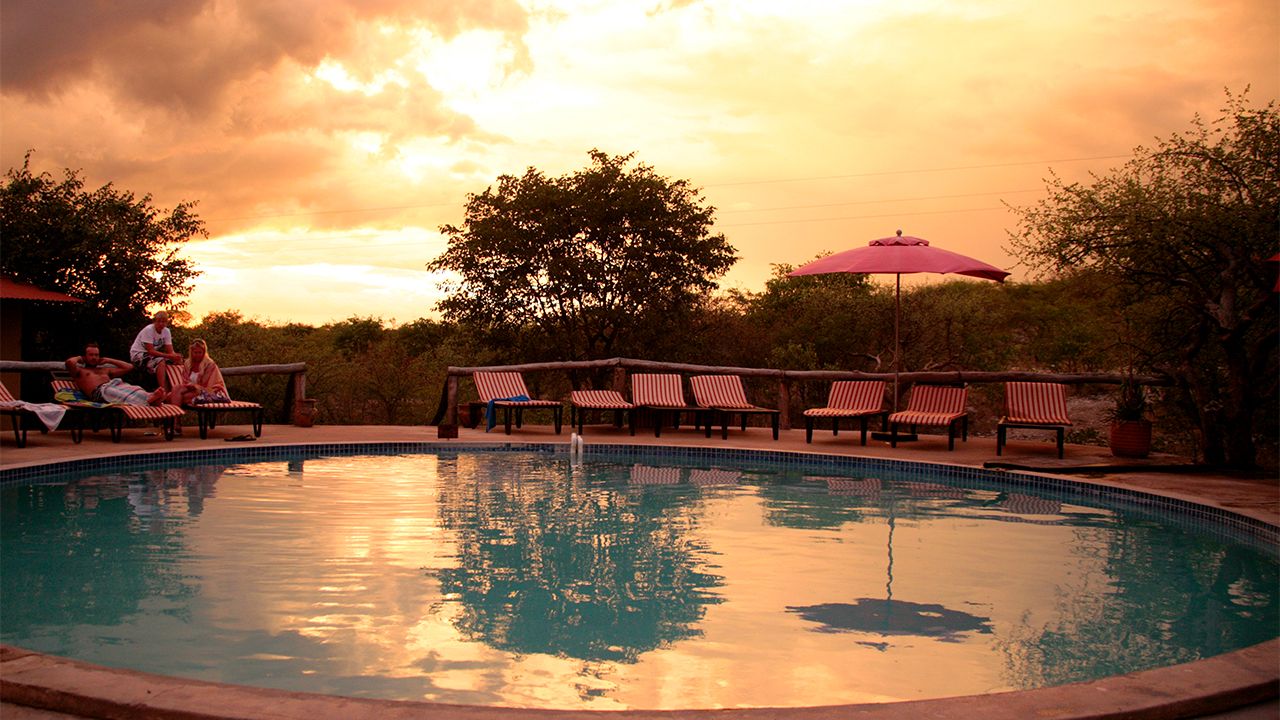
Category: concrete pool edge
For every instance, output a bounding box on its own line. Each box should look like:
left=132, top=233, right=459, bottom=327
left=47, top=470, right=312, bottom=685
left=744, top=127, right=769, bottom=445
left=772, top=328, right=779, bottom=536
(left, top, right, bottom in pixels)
left=2, top=433, right=1277, bottom=718
left=2, top=640, right=1276, bottom=719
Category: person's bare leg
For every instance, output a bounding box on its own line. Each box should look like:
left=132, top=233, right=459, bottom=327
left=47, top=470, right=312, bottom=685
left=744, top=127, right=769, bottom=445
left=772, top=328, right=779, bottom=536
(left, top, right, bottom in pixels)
left=147, top=387, right=167, bottom=405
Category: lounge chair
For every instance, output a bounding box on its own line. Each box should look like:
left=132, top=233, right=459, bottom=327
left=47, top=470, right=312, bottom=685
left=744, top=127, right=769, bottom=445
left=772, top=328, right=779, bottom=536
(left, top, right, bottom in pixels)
left=51, top=379, right=184, bottom=443
left=0, top=381, right=62, bottom=447
left=472, top=371, right=563, bottom=435
left=569, top=389, right=634, bottom=435
left=802, top=380, right=889, bottom=445
left=630, top=373, right=697, bottom=437
left=689, top=375, right=780, bottom=440
left=163, top=366, right=264, bottom=440
left=886, top=384, right=968, bottom=450
left=997, top=381, right=1072, bottom=459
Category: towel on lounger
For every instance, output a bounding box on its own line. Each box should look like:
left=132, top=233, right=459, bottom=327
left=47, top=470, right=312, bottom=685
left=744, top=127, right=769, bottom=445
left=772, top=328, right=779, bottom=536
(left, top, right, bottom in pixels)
left=486, top=395, right=530, bottom=432
left=0, top=400, right=66, bottom=430
left=92, top=378, right=154, bottom=405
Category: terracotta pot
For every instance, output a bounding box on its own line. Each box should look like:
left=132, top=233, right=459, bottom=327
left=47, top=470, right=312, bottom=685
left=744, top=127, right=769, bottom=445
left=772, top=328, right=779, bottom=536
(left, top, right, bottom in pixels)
left=294, top=398, right=317, bottom=428
left=1109, top=420, right=1152, bottom=458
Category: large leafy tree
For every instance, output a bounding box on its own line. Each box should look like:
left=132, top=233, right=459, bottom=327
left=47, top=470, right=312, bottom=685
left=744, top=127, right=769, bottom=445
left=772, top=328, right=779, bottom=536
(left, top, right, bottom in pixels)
left=0, top=153, right=204, bottom=354
left=428, top=150, right=737, bottom=362
left=1010, top=91, right=1278, bottom=468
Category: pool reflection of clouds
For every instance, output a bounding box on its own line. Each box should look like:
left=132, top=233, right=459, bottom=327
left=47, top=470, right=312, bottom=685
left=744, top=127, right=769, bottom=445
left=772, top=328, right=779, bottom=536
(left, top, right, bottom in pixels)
left=3, top=453, right=1275, bottom=709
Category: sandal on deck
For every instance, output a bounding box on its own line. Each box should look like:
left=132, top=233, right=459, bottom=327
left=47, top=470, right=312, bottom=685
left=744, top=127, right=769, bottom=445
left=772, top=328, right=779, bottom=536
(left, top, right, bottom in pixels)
left=225, top=434, right=255, bottom=442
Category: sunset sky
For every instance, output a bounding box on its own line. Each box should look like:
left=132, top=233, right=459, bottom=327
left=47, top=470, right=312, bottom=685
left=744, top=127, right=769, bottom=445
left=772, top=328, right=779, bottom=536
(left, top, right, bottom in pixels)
left=2, top=0, right=1276, bottom=326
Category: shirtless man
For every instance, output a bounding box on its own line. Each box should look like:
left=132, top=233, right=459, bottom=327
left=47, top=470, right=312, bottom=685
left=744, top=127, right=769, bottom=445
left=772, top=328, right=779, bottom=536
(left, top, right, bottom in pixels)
left=65, top=342, right=167, bottom=405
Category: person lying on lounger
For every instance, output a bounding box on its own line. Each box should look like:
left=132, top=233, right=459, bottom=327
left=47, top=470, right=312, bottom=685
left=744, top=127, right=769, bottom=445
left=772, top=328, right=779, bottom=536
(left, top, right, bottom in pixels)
left=167, top=339, right=231, bottom=406
left=66, top=342, right=167, bottom=406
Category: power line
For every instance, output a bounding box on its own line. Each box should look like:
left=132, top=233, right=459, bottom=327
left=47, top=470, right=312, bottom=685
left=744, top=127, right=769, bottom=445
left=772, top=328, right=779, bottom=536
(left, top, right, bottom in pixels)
left=704, top=154, right=1129, bottom=187
left=717, top=188, right=1041, bottom=215
left=198, top=154, right=1123, bottom=223
left=719, top=205, right=1008, bottom=228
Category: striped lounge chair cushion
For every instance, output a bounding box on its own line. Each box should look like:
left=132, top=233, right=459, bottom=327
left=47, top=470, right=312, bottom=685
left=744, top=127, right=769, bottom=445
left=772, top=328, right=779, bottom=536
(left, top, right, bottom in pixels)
left=689, top=375, right=755, bottom=409
left=888, top=385, right=967, bottom=426
left=1000, top=492, right=1063, bottom=516
left=51, top=380, right=184, bottom=420
left=570, top=390, right=633, bottom=409
left=824, top=477, right=881, bottom=496
left=164, top=366, right=262, bottom=410
left=1003, top=382, right=1071, bottom=425
left=473, top=372, right=559, bottom=407
left=804, top=380, right=886, bottom=417
left=630, top=374, right=687, bottom=407
left=629, top=464, right=683, bottom=485
left=689, top=468, right=739, bottom=486
left=0, top=382, right=15, bottom=403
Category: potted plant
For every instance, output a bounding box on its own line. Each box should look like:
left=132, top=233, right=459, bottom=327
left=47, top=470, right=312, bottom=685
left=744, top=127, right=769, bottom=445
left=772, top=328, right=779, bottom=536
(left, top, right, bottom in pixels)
left=1108, top=378, right=1152, bottom=458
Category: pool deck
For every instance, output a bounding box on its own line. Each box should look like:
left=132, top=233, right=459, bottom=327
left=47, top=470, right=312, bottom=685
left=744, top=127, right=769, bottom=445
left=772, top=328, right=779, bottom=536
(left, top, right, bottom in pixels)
left=1, top=422, right=1277, bottom=719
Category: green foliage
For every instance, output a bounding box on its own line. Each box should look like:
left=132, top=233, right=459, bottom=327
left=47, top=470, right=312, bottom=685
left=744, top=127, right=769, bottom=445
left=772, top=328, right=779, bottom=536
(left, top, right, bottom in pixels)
left=429, top=150, right=737, bottom=362
left=0, top=153, right=204, bottom=354
left=1009, top=89, right=1279, bottom=467
left=733, top=262, right=884, bottom=371
left=1110, top=379, right=1149, bottom=423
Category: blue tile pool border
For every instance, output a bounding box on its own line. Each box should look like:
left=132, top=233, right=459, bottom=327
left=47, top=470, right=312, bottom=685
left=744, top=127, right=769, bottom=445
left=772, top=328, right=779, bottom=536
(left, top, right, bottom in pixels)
left=2, top=440, right=1276, bottom=551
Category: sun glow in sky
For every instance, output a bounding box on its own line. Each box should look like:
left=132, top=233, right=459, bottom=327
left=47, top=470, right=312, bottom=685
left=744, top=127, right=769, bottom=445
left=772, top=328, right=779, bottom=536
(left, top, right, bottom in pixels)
left=2, top=0, right=1276, bottom=325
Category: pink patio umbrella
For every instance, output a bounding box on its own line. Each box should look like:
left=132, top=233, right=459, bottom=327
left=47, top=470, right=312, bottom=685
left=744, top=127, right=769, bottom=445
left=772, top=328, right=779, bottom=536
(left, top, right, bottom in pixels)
left=788, top=230, right=1010, bottom=410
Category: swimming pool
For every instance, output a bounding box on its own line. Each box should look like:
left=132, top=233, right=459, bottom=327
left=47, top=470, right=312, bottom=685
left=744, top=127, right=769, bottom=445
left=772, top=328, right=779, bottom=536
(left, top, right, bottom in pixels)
left=1, top=448, right=1276, bottom=710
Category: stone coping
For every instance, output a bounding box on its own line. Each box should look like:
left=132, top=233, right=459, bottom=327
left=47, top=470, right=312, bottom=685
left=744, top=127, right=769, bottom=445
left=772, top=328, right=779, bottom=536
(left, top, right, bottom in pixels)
left=1, top=430, right=1277, bottom=719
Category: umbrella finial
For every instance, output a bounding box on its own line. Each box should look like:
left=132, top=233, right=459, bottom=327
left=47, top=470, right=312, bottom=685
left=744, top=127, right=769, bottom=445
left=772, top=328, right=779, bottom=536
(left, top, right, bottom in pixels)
left=896, top=229, right=903, bottom=237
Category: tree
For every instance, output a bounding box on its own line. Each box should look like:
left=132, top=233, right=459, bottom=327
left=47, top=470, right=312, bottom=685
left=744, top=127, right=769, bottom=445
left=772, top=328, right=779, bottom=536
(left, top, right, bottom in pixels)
left=0, top=153, right=204, bottom=353
left=428, top=150, right=737, bottom=363
left=1009, top=91, right=1279, bottom=468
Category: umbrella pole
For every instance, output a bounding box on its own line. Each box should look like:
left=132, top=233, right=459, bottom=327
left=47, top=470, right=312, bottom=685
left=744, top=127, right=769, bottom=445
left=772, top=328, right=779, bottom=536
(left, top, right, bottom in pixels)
left=893, top=273, right=900, bottom=412
left=871, top=273, right=916, bottom=442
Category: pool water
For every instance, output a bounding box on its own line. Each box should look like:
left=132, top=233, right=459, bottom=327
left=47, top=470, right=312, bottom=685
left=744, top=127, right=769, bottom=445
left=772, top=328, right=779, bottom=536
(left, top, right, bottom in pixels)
left=1, top=452, right=1276, bottom=709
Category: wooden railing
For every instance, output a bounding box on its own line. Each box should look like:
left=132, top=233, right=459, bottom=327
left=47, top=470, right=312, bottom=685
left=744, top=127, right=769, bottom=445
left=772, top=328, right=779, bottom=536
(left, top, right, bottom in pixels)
left=0, top=360, right=308, bottom=422
left=432, top=357, right=1172, bottom=429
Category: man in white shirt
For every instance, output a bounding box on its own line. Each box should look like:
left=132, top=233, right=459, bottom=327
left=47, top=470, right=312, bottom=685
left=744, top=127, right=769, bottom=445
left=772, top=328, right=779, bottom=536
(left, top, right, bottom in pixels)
left=130, top=311, right=183, bottom=387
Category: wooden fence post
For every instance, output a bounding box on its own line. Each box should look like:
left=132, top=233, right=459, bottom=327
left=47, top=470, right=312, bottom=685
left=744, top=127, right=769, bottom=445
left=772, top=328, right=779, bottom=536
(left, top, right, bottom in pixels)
left=778, top=378, right=792, bottom=431
left=445, top=375, right=459, bottom=425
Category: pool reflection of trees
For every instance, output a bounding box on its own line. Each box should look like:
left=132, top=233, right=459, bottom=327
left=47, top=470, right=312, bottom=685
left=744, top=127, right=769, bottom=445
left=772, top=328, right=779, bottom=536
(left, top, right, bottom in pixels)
left=996, top=523, right=1280, bottom=690
left=756, top=474, right=1279, bottom=688
left=431, top=464, right=725, bottom=663
left=0, top=465, right=228, bottom=644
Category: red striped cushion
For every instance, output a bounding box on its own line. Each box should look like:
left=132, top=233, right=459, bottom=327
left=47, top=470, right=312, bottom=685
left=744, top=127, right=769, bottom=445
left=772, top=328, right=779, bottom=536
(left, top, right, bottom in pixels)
left=473, top=371, right=531, bottom=402
left=190, top=401, right=261, bottom=410
left=903, top=481, right=968, bottom=499
left=824, top=477, right=881, bottom=496
left=629, top=464, right=682, bottom=485
left=1000, top=493, right=1062, bottom=516
left=52, top=379, right=183, bottom=417
left=630, top=374, right=686, bottom=407
left=888, top=385, right=966, bottom=426
left=119, top=404, right=185, bottom=420
left=164, top=364, right=186, bottom=389
left=0, top=382, right=15, bottom=403
left=690, top=375, right=753, bottom=409
left=905, top=385, right=966, bottom=414
left=804, top=380, right=885, bottom=417
left=689, top=469, right=739, bottom=486
left=165, top=365, right=259, bottom=409
left=570, top=390, right=633, bottom=409
left=1003, top=382, right=1071, bottom=425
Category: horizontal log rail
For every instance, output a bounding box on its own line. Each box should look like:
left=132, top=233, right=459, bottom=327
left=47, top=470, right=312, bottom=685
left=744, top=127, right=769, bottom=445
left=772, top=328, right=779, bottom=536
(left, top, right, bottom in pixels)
left=0, top=360, right=308, bottom=423
left=432, top=357, right=1172, bottom=428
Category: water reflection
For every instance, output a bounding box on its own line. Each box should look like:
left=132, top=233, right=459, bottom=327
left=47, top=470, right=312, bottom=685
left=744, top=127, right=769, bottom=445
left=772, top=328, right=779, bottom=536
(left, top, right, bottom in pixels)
left=2, top=464, right=227, bottom=641
left=787, top=599, right=994, bottom=642
left=431, top=462, right=725, bottom=663
left=1, top=455, right=1275, bottom=709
